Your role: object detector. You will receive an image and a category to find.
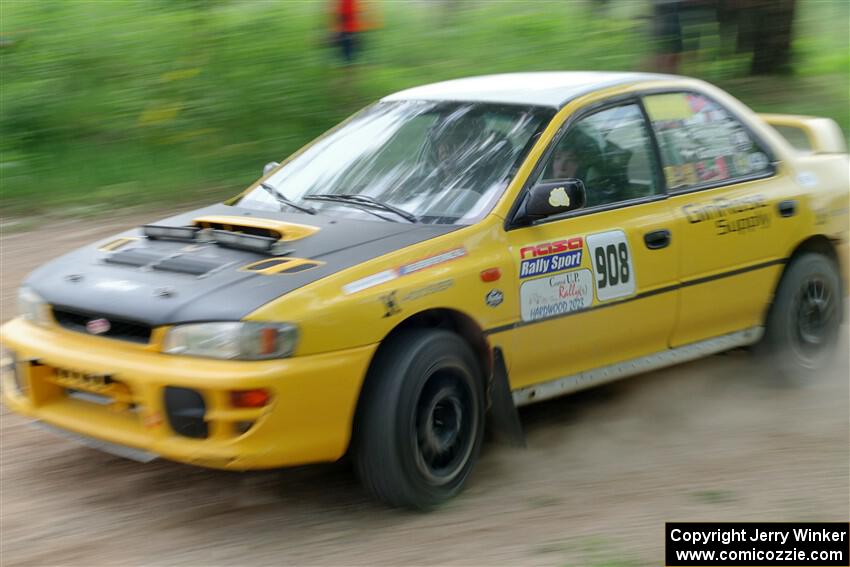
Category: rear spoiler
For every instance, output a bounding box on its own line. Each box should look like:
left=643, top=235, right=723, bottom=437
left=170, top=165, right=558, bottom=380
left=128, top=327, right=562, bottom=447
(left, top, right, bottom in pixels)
left=759, top=113, right=847, bottom=155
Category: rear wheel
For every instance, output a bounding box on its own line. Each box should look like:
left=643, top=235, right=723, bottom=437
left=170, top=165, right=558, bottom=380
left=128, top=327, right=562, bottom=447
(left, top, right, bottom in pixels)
left=759, top=252, right=842, bottom=380
left=353, top=329, right=484, bottom=510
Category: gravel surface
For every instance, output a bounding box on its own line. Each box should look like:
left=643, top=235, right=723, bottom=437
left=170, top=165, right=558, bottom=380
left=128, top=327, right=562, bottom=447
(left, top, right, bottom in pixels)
left=1, top=212, right=847, bottom=566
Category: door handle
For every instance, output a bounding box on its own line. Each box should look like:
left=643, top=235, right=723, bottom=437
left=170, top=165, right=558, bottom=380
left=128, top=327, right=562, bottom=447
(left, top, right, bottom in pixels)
left=644, top=229, right=671, bottom=250
left=778, top=199, right=797, bottom=218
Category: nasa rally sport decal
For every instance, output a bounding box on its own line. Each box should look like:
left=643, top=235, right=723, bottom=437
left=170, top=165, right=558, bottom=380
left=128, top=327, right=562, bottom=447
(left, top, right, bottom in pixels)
left=586, top=230, right=635, bottom=302
left=519, top=236, right=584, bottom=279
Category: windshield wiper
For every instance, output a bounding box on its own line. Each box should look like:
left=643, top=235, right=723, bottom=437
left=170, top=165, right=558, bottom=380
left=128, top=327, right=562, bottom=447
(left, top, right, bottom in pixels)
left=303, top=193, right=417, bottom=223
left=260, top=182, right=317, bottom=215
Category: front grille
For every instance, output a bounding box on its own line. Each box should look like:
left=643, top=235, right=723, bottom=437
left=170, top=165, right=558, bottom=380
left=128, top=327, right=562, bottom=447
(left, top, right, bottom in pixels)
left=44, top=365, right=142, bottom=422
left=52, top=307, right=152, bottom=344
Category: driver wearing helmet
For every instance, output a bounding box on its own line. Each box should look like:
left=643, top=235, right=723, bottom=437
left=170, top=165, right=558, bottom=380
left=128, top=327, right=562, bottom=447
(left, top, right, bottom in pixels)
left=547, top=128, right=598, bottom=182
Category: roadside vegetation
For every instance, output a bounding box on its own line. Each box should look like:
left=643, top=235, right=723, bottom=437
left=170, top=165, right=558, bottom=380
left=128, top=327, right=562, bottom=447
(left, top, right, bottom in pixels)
left=1, top=0, right=847, bottom=217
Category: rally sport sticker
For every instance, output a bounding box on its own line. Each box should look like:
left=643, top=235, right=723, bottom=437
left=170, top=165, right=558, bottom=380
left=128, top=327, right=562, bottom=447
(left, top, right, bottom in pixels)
left=586, top=230, right=635, bottom=302
left=519, top=237, right=584, bottom=279
left=520, top=269, right=593, bottom=322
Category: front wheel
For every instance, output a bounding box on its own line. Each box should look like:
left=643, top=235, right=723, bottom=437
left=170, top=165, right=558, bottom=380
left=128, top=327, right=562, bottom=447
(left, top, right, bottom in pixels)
left=353, top=329, right=484, bottom=510
left=759, top=252, right=842, bottom=380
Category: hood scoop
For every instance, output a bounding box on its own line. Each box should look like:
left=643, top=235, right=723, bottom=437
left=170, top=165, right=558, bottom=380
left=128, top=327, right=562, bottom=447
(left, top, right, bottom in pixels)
left=138, top=214, right=321, bottom=258
left=192, top=215, right=319, bottom=242
left=104, top=213, right=326, bottom=277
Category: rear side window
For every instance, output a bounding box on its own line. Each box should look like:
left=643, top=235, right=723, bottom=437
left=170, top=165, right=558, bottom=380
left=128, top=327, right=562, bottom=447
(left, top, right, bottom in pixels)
left=643, top=92, right=772, bottom=191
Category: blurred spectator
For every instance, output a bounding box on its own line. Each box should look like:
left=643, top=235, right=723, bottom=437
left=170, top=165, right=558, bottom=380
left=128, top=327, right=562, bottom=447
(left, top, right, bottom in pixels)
left=651, top=0, right=685, bottom=73
left=725, top=0, right=796, bottom=75
left=331, top=0, right=364, bottom=65
left=649, top=0, right=798, bottom=76
left=650, top=0, right=716, bottom=74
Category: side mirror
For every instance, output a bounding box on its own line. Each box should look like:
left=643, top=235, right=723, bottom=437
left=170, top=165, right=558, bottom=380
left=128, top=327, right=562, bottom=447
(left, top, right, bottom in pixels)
left=517, top=179, right=586, bottom=224
left=263, top=161, right=280, bottom=176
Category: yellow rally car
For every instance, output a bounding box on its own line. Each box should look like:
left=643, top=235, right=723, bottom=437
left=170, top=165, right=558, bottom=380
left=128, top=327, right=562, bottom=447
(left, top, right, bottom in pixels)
left=2, top=72, right=848, bottom=509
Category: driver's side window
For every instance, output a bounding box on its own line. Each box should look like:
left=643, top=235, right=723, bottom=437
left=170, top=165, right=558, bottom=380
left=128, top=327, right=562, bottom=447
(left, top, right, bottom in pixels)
left=540, top=103, right=661, bottom=209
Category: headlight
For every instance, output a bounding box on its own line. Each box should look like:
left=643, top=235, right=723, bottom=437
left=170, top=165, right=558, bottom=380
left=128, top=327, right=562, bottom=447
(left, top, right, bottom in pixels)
left=17, top=287, right=51, bottom=326
left=162, top=322, right=298, bottom=360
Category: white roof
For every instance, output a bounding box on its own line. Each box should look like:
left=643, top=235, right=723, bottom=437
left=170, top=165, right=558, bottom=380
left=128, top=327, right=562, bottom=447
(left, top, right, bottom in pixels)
left=382, top=71, right=675, bottom=108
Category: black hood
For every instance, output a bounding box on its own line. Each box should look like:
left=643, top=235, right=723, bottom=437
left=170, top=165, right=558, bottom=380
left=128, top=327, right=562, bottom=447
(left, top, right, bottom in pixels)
left=26, top=203, right=458, bottom=326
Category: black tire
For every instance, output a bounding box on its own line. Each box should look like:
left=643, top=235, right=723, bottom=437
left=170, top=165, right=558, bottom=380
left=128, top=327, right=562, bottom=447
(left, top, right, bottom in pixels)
left=759, top=252, right=842, bottom=380
left=353, top=329, right=484, bottom=510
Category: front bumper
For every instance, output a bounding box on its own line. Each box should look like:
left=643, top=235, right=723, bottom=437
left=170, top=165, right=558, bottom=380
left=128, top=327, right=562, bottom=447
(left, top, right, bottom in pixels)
left=1, top=318, right=377, bottom=470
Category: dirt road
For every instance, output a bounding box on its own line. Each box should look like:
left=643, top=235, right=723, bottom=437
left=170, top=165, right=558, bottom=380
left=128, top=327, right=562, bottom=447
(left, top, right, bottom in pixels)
left=1, top=212, right=847, bottom=566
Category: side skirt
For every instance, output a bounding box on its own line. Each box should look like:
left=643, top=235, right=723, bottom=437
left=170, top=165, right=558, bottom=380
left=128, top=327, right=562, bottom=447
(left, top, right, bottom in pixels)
left=512, top=327, right=764, bottom=407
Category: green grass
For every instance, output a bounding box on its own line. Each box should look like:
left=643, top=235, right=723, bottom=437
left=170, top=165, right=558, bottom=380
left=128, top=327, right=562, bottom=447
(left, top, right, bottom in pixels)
left=555, top=536, right=646, bottom=567
left=1, top=0, right=847, bottom=217
left=690, top=488, right=738, bottom=505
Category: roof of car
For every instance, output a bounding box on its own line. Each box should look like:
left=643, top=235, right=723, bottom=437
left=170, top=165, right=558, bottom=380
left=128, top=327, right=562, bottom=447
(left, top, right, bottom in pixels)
left=382, top=71, right=678, bottom=108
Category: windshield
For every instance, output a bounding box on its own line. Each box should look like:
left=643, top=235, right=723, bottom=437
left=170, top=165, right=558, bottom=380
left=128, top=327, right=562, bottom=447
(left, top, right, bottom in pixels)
left=236, top=101, right=553, bottom=224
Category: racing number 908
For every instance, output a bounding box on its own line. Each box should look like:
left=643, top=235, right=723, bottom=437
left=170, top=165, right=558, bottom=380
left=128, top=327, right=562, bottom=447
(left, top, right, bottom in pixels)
left=587, top=230, right=636, bottom=301
left=594, top=243, right=629, bottom=289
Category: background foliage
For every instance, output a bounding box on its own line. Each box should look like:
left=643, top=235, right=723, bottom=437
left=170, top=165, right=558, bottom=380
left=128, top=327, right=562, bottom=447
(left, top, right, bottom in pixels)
left=1, top=0, right=847, bottom=216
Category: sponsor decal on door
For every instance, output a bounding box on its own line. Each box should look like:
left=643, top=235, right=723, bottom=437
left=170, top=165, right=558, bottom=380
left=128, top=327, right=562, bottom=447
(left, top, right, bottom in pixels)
left=520, top=269, right=593, bottom=321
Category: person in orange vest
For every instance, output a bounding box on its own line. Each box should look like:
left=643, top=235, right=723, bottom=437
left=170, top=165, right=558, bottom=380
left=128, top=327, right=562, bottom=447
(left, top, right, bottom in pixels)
left=332, top=0, right=365, bottom=65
